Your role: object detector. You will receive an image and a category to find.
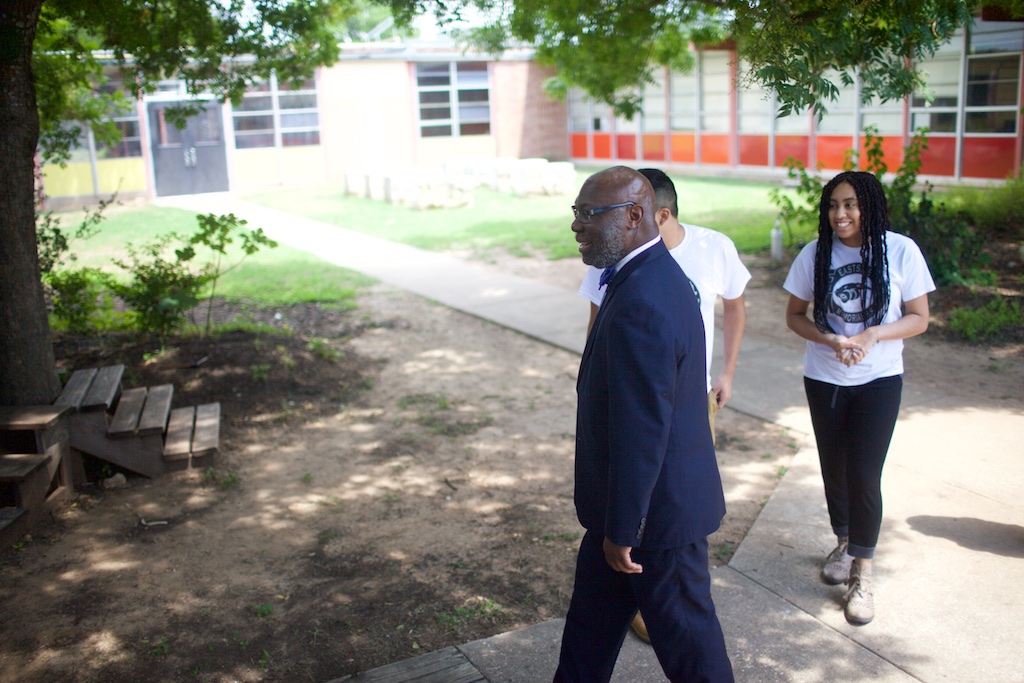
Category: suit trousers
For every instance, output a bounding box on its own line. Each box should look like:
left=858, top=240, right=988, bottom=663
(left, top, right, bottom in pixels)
left=553, top=530, right=734, bottom=683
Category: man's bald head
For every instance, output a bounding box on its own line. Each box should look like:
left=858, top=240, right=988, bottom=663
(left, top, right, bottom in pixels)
left=572, top=166, right=660, bottom=268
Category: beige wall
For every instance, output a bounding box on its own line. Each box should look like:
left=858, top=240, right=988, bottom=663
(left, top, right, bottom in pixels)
left=318, top=57, right=569, bottom=177
left=319, top=61, right=419, bottom=180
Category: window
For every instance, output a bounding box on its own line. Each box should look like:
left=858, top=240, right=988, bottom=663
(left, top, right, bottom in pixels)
left=700, top=51, right=732, bottom=133
left=95, top=79, right=142, bottom=158
left=568, top=87, right=589, bottom=132
left=816, top=70, right=857, bottom=134
left=737, top=64, right=772, bottom=134
left=416, top=62, right=491, bottom=137
left=642, top=71, right=667, bottom=134
left=670, top=70, right=697, bottom=132
left=233, top=75, right=320, bottom=149
left=911, top=33, right=963, bottom=134
left=964, top=21, right=1023, bottom=134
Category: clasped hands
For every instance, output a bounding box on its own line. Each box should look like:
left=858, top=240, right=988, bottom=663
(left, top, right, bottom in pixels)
left=830, top=329, right=878, bottom=367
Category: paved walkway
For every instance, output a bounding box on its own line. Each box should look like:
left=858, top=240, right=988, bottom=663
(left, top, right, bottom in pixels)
left=162, top=194, right=1024, bottom=682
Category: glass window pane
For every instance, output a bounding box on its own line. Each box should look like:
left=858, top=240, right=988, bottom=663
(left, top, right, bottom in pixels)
left=456, top=62, right=488, bottom=87
left=460, top=122, right=490, bottom=135
left=235, top=133, right=275, bottom=148
left=458, top=89, right=489, bottom=103
left=912, top=111, right=957, bottom=133
left=817, top=111, right=855, bottom=134
left=970, top=21, right=1024, bottom=54
left=282, top=131, right=320, bottom=146
left=419, top=106, right=451, bottom=121
left=569, top=88, right=589, bottom=132
left=459, top=104, right=490, bottom=122
left=195, top=108, right=222, bottom=143
left=776, top=111, right=810, bottom=133
left=739, top=113, right=770, bottom=133
left=235, top=95, right=273, bottom=113
left=420, top=91, right=450, bottom=105
left=592, top=102, right=612, bottom=132
left=280, top=112, right=319, bottom=128
left=862, top=111, right=902, bottom=134
left=966, top=110, right=1017, bottom=133
left=914, top=55, right=961, bottom=107
left=279, top=93, right=317, bottom=109
left=417, top=63, right=450, bottom=87
left=233, top=114, right=274, bottom=132
left=967, top=55, right=1020, bottom=106
left=421, top=124, right=452, bottom=137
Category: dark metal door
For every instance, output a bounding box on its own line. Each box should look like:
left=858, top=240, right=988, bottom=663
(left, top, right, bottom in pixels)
left=148, top=101, right=229, bottom=196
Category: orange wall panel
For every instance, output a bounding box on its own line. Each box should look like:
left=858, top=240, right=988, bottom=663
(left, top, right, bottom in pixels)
left=862, top=136, right=904, bottom=170
left=776, top=136, right=810, bottom=167
left=919, top=137, right=957, bottom=177
left=616, top=134, right=637, bottom=160
left=817, top=135, right=853, bottom=170
left=701, top=134, right=729, bottom=165
left=739, top=135, right=769, bottom=166
left=571, top=133, right=589, bottom=158
left=642, top=134, right=667, bottom=161
left=670, top=134, right=696, bottom=163
left=961, top=138, right=1018, bottom=179
left=593, top=133, right=613, bottom=159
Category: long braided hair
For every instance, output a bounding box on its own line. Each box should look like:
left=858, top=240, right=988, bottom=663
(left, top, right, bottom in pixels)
left=813, top=171, right=891, bottom=333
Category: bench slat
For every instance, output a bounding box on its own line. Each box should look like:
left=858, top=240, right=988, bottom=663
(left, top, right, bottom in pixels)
left=163, top=406, right=195, bottom=459
left=137, top=384, right=173, bottom=436
left=82, top=364, right=124, bottom=412
left=107, top=387, right=146, bottom=437
left=0, top=454, right=51, bottom=483
left=54, top=368, right=98, bottom=409
left=191, top=403, right=221, bottom=456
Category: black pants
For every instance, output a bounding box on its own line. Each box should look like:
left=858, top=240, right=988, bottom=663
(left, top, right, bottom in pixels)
left=804, top=375, right=903, bottom=559
left=553, top=530, right=734, bottom=683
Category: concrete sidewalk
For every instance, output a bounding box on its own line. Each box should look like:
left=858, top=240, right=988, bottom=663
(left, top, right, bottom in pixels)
left=162, top=195, right=1024, bottom=682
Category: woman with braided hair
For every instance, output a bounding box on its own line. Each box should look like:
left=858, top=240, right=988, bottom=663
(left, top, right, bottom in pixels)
left=783, top=171, right=935, bottom=625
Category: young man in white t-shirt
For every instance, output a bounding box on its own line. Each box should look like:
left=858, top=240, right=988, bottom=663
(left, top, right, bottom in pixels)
left=578, top=168, right=750, bottom=645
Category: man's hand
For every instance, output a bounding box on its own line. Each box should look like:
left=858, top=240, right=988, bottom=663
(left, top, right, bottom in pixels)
left=603, top=537, right=643, bottom=574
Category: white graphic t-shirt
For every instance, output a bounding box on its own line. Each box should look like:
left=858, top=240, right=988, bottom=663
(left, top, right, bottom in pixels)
left=783, top=231, right=936, bottom=386
left=579, top=224, right=750, bottom=391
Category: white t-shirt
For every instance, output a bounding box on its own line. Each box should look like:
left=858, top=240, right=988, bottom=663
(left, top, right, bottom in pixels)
left=579, top=223, right=751, bottom=390
left=783, top=231, right=936, bottom=386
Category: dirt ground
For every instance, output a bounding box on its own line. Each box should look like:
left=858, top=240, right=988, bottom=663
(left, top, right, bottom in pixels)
left=1, top=251, right=1021, bottom=683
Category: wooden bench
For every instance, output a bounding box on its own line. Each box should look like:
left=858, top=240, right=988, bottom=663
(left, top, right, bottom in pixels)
left=0, top=406, right=73, bottom=547
left=55, top=365, right=221, bottom=478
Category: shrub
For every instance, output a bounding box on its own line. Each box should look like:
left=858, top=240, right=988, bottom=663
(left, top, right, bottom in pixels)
left=46, top=267, right=106, bottom=331
left=948, top=297, right=1023, bottom=341
left=110, top=233, right=213, bottom=338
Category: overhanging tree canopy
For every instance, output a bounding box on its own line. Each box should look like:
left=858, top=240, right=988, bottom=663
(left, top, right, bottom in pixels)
left=387, top=0, right=981, bottom=118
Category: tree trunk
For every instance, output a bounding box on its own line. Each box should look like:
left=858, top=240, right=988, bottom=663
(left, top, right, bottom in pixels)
left=0, top=0, right=61, bottom=406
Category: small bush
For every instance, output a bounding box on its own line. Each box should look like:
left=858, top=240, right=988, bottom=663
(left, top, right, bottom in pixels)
left=46, top=267, right=105, bottom=331
left=110, top=233, right=212, bottom=338
left=945, top=175, right=1024, bottom=241
left=949, top=297, right=1023, bottom=341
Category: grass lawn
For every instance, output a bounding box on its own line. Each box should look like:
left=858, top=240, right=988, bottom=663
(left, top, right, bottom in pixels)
left=61, top=204, right=374, bottom=305
left=244, top=170, right=812, bottom=258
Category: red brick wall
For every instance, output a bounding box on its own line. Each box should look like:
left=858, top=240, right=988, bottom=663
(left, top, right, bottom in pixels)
left=491, top=62, right=569, bottom=160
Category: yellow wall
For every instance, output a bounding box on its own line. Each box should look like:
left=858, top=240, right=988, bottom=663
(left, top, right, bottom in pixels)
left=42, top=158, right=146, bottom=198
left=232, top=146, right=327, bottom=189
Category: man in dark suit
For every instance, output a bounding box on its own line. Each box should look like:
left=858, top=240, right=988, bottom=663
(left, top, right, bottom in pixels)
left=554, top=167, right=734, bottom=683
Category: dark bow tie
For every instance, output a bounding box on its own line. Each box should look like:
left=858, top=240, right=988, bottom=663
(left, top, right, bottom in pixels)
left=598, top=266, right=616, bottom=288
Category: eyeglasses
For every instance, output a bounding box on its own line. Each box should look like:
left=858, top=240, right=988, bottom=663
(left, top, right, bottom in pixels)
left=571, top=201, right=635, bottom=224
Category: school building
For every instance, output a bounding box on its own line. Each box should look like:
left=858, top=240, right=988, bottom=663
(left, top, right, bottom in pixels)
left=41, top=14, right=1024, bottom=206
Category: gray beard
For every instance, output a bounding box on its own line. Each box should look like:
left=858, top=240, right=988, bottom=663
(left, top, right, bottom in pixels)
left=589, top=225, right=626, bottom=269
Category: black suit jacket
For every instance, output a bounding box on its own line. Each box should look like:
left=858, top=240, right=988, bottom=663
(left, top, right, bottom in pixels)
left=575, top=240, right=726, bottom=549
